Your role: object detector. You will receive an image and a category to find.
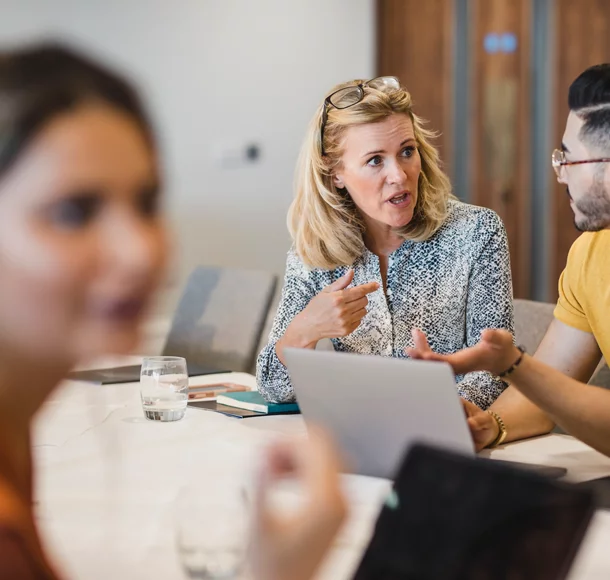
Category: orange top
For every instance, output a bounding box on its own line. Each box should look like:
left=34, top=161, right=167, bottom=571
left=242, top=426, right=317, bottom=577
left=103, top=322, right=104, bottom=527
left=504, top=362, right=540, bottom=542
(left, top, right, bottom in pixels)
left=0, top=435, right=59, bottom=580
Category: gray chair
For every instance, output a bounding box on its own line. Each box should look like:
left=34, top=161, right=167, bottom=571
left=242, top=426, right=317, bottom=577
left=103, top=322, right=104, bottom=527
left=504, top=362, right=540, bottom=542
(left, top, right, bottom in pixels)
left=513, top=298, right=609, bottom=388
left=589, top=361, right=610, bottom=389
left=163, top=266, right=277, bottom=374
left=513, top=299, right=556, bottom=354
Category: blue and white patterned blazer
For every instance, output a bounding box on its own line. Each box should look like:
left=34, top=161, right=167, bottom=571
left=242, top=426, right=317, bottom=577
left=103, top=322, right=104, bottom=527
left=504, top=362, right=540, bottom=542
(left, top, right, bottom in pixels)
left=257, top=199, right=514, bottom=409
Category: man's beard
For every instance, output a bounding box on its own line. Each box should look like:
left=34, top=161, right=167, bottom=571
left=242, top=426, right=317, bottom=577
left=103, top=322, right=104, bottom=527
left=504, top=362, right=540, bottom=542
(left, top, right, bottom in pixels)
left=571, top=176, right=610, bottom=232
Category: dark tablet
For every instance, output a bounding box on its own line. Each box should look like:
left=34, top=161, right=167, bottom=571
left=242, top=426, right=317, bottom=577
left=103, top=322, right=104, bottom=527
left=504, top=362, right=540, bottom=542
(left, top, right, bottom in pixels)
left=484, top=458, right=567, bottom=479
left=353, top=443, right=595, bottom=580
left=576, top=475, right=610, bottom=510
left=68, top=363, right=227, bottom=384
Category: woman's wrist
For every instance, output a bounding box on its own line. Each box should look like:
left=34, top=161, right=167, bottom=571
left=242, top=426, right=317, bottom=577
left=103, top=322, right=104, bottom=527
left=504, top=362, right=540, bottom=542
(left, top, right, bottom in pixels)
left=286, top=313, right=320, bottom=348
left=276, top=317, right=319, bottom=364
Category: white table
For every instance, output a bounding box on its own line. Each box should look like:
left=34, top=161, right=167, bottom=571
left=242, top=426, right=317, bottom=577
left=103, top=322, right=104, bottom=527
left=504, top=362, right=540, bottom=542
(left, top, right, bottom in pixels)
left=32, top=370, right=610, bottom=580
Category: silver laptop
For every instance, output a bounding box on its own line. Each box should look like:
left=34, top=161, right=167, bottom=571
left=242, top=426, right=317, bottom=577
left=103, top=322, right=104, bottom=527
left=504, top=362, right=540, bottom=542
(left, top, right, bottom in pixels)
left=284, top=348, right=474, bottom=479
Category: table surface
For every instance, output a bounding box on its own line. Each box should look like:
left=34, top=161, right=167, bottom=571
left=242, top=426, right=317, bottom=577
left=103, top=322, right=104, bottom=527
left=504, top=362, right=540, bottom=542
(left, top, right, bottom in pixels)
left=32, top=360, right=610, bottom=580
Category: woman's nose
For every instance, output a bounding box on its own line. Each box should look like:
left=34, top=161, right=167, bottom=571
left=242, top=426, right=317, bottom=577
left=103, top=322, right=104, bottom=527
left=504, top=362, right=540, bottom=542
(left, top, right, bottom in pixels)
left=102, top=209, right=166, bottom=282
left=386, top=162, right=408, bottom=186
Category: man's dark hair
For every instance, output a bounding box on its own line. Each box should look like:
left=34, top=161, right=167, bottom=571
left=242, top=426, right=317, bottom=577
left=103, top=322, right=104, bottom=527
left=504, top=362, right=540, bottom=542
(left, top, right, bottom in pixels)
left=568, top=64, right=610, bottom=152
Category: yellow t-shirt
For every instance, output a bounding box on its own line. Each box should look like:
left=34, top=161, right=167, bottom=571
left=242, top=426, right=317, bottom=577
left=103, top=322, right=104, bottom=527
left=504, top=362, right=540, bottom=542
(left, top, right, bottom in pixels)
left=554, top=229, right=610, bottom=362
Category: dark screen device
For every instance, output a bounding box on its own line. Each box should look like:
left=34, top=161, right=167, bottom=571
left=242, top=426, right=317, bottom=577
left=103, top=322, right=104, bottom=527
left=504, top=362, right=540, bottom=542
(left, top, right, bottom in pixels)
left=576, top=475, right=610, bottom=510
left=353, top=444, right=595, bottom=580
left=482, top=458, right=567, bottom=479
left=67, top=363, right=227, bottom=384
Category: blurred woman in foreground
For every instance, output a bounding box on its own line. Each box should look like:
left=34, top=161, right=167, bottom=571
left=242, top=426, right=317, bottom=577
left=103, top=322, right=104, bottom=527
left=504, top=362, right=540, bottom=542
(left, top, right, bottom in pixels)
left=0, top=44, right=345, bottom=579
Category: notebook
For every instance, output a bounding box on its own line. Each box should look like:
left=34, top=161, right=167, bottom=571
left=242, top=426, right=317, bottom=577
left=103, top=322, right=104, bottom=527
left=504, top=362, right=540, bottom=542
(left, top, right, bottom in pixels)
left=188, top=391, right=300, bottom=418
left=216, top=391, right=300, bottom=414
left=188, top=382, right=251, bottom=401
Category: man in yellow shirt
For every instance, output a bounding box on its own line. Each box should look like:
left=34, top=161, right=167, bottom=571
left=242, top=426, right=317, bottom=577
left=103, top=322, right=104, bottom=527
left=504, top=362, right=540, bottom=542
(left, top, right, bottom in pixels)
left=410, top=63, right=610, bottom=457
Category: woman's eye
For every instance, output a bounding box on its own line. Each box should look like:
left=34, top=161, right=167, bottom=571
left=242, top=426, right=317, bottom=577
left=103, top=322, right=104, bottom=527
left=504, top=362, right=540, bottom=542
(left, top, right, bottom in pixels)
left=402, top=146, right=416, bottom=158
left=47, top=195, right=101, bottom=229
left=367, top=155, right=383, bottom=167
left=138, top=186, right=161, bottom=217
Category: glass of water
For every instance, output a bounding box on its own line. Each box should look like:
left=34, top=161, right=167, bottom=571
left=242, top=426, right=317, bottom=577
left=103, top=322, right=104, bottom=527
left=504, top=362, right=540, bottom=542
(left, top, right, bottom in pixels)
left=175, top=482, right=250, bottom=579
left=140, top=356, right=188, bottom=422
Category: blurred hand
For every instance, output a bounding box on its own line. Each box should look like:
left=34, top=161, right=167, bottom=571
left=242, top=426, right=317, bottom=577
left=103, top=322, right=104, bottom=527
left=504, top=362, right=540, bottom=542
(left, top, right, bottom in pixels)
left=250, top=427, right=348, bottom=580
left=462, top=399, right=499, bottom=451
left=292, top=270, right=379, bottom=345
left=406, top=327, right=520, bottom=376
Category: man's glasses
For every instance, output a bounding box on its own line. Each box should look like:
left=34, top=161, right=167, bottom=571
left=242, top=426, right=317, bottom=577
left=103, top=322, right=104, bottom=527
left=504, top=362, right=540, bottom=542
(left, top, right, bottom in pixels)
left=320, top=76, right=400, bottom=156
left=551, top=148, right=610, bottom=179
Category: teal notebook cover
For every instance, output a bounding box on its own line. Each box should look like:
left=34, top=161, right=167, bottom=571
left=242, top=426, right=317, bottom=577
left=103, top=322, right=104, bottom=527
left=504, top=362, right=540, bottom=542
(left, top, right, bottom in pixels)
left=216, top=391, right=300, bottom=414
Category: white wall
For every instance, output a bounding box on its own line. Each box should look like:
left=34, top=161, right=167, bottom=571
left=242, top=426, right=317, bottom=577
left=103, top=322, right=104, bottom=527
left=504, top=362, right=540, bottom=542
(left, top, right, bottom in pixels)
left=0, top=0, right=375, bottom=292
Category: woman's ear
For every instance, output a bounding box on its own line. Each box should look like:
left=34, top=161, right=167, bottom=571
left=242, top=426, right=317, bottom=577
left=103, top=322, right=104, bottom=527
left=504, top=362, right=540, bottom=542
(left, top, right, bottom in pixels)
left=332, top=174, right=345, bottom=189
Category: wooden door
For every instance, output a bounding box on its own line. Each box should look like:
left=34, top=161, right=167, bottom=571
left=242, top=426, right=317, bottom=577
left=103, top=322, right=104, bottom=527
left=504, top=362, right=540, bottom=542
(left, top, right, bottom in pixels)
left=550, top=0, right=610, bottom=298
left=470, top=0, right=532, bottom=299
left=378, top=0, right=532, bottom=298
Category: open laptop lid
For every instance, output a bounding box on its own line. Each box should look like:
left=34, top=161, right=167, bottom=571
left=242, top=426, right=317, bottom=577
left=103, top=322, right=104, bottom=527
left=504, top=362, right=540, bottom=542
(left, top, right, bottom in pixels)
left=284, top=348, right=474, bottom=478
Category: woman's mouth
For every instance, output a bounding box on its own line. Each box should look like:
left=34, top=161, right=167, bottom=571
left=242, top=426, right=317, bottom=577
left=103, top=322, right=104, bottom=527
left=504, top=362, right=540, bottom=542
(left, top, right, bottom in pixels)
left=95, top=297, right=148, bottom=323
left=387, top=192, right=411, bottom=207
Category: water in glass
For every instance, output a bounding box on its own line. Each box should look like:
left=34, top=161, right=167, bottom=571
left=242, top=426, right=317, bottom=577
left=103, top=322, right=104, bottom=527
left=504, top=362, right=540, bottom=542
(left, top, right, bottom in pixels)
left=140, top=356, right=188, bottom=421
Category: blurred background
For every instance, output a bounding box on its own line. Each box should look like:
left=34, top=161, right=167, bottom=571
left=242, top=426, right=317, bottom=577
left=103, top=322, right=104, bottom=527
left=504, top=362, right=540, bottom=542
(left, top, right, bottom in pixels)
left=1, top=0, right=609, bottom=309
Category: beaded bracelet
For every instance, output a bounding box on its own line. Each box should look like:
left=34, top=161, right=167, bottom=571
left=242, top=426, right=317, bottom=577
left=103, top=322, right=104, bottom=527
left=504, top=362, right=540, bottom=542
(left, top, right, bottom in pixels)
left=498, top=345, right=526, bottom=378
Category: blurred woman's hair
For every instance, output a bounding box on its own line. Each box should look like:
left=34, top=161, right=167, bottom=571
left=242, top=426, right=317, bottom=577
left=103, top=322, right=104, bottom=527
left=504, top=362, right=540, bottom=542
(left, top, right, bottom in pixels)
left=0, top=42, right=156, bottom=179
left=289, top=78, right=452, bottom=270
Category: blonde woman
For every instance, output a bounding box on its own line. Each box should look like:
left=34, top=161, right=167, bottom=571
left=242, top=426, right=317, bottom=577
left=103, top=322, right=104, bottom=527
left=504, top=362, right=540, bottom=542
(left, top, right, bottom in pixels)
left=257, top=76, right=515, bottom=409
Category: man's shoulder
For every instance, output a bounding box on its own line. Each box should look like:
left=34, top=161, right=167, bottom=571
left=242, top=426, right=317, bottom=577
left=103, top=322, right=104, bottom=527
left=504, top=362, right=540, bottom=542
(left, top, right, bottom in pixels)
left=567, top=230, right=610, bottom=270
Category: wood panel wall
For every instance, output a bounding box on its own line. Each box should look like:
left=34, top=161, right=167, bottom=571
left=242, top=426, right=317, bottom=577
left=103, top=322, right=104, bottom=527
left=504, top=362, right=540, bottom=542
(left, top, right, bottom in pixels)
left=378, top=0, right=610, bottom=301
left=470, top=0, right=532, bottom=299
left=377, top=0, right=454, bottom=172
left=378, top=0, right=532, bottom=298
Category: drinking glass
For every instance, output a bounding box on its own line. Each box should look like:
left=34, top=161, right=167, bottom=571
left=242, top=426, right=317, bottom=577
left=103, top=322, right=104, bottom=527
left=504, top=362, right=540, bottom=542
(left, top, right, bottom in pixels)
left=140, top=356, right=189, bottom=421
left=175, top=482, right=250, bottom=579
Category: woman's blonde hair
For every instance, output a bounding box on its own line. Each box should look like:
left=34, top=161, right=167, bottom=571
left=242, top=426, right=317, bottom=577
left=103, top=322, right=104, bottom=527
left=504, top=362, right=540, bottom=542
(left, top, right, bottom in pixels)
left=288, top=78, right=452, bottom=270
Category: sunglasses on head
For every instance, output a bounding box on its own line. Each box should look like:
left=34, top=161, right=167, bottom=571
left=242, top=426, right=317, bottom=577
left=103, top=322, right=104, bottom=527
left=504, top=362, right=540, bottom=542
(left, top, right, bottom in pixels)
left=320, top=76, right=401, bottom=156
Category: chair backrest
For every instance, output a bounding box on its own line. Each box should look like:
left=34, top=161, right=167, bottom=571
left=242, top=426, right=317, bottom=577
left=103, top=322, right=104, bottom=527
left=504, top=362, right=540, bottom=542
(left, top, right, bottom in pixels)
left=163, top=266, right=278, bottom=373
left=590, top=363, right=610, bottom=388
left=513, top=299, right=556, bottom=354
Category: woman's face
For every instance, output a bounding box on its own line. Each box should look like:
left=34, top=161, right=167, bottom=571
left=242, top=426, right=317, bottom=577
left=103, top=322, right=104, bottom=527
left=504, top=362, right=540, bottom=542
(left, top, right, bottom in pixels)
left=0, top=104, right=168, bottom=362
left=333, top=114, right=421, bottom=231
